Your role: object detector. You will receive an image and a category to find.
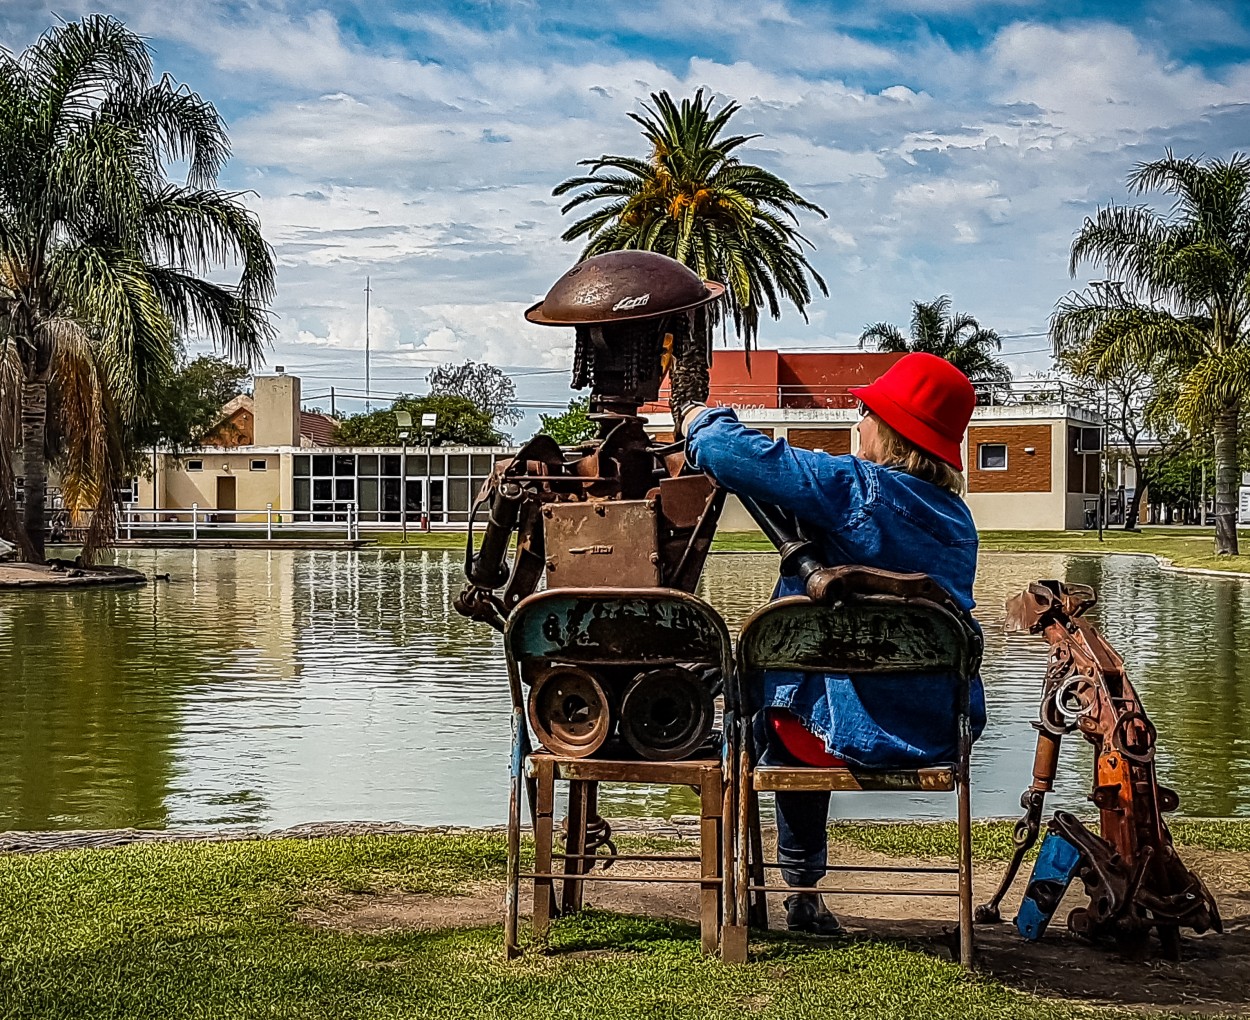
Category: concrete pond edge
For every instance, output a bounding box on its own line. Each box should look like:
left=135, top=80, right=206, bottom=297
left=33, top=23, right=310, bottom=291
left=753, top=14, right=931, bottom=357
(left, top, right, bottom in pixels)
left=2, top=816, right=1243, bottom=856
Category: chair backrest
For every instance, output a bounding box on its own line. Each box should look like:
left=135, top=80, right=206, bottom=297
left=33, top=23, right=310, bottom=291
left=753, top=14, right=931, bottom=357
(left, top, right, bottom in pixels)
left=735, top=571, right=981, bottom=720
left=504, top=586, right=734, bottom=689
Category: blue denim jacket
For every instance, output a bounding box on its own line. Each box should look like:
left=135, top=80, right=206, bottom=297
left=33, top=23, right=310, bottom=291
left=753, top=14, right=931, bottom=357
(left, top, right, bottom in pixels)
left=687, top=407, right=986, bottom=768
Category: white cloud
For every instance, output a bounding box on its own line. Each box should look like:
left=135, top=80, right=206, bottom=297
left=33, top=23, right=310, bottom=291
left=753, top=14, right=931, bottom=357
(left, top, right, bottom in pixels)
left=5, top=0, right=1249, bottom=430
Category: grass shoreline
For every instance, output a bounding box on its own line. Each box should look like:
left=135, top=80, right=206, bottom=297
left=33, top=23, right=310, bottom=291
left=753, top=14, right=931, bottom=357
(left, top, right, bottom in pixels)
left=372, top=527, right=1250, bottom=576
left=1, top=822, right=1245, bottom=1019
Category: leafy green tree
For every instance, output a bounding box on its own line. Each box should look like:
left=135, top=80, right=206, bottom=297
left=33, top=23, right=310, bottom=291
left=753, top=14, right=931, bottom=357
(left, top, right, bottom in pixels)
left=427, top=361, right=520, bottom=427
left=130, top=354, right=249, bottom=465
left=859, top=297, right=1012, bottom=395
left=554, top=89, right=827, bottom=347
left=538, top=397, right=595, bottom=445
left=334, top=395, right=501, bottom=446
left=0, top=15, right=274, bottom=562
left=1059, top=343, right=1191, bottom=529
left=1052, top=152, right=1250, bottom=555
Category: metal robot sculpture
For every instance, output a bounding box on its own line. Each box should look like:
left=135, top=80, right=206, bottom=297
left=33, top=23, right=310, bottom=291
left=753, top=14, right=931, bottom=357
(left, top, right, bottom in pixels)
left=454, top=250, right=731, bottom=761
left=976, top=580, right=1220, bottom=959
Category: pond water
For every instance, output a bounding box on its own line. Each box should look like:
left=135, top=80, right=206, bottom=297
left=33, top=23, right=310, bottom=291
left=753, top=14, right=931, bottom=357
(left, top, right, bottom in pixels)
left=1, top=549, right=1246, bottom=831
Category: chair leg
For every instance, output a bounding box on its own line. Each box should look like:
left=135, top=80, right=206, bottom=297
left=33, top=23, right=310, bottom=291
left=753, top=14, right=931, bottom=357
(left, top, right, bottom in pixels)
left=700, top=772, right=722, bottom=955
left=721, top=751, right=735, bottom=931
left=718, top=721, right=751, bottom=962
left=748, top=787, right=768, bottom=928
left=532, top=757, right=555, bottom=941
left=504, top=708, right=525, bottom=959
left=957, top=759, right=976, bottom=971
left=562, top=779, right=591, bottom=913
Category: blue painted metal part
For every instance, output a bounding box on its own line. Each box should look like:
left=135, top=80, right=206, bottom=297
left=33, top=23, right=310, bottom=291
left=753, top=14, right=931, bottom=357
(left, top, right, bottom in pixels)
left=1015, top=831, right=1083, bottom=941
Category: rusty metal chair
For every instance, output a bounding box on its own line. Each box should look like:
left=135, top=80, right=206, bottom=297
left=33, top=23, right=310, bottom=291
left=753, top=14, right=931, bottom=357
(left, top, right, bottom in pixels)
left=503, top=587, right=739, bottom=959
left=721, top=572, right=982, bottom=968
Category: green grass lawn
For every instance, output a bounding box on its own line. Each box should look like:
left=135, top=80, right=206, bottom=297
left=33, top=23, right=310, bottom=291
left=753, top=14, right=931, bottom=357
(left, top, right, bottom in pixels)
left=372, top=527, right=1250, bottom=576
left=977, top=527, right=1250, bottom=575
left=0, top=824, right=1244, bottom=1019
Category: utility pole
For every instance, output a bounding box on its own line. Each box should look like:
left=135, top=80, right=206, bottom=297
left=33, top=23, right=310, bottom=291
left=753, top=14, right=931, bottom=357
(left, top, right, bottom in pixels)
left=330, top=386, right=336, bottom=418
left=364, top=276, right=372, bottom=412
left=1099, top=379, right=1108, bottom=542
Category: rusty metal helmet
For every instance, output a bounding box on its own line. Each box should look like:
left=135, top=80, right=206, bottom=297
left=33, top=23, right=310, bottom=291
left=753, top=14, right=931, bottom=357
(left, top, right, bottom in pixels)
left=525, top=251, right=724, bottom=326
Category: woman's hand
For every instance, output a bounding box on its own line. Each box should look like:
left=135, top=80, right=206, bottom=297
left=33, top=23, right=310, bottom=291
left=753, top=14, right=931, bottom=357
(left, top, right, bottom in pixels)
left=677, top=402, right=708, bottom=439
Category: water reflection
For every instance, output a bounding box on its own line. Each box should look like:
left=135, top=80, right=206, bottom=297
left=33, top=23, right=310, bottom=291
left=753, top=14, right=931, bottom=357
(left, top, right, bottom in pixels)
left=0, top=549, right=1245, bottom=830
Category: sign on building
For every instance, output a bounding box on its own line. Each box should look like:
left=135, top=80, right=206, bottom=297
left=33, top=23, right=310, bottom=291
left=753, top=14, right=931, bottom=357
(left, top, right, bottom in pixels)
left=1240, top=486, right=1250, bottom=525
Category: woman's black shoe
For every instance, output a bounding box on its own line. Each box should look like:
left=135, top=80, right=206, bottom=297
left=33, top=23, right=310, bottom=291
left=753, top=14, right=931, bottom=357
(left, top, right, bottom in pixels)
left=783, top=893, right=845, bottom=936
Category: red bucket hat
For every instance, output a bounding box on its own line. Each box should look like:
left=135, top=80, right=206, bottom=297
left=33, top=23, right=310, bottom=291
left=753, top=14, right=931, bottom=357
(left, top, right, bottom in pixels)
left=850, top=353, right=975, bottom=470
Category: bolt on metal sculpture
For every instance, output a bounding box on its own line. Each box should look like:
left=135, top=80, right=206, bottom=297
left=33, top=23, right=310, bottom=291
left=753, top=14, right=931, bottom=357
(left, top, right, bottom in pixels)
left=977, top=580, right=1220, bottom=959
left=454, top=251, right=731, bottom=761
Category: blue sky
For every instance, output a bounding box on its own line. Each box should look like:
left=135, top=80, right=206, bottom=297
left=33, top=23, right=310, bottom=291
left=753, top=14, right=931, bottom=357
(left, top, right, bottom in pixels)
left=4, top=0, right=1250, bottom=432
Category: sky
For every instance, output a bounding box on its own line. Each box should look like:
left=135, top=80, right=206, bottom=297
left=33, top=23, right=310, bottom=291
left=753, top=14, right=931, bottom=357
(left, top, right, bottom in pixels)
left=4, top=0, right=1250, bottom=435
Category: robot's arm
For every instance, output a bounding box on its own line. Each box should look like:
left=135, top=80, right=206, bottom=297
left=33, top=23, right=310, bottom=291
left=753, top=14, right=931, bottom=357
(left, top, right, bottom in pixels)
left=455, top=471, right=526, bottom=633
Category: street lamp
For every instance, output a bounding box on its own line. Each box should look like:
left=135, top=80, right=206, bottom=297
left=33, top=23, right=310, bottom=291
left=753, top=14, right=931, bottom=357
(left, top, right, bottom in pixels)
left=421, top=413, right=438, bottom=532
left=395, top=410, right=412, bottom=543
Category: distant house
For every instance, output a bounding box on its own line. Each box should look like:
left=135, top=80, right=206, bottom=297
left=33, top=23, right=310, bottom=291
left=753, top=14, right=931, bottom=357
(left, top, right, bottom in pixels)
left=205, top=392, right=339, bottom=448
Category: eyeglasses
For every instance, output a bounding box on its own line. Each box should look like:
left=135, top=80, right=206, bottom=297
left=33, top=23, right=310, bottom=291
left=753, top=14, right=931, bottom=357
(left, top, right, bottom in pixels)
left=856, top=401, right=870, bottom=418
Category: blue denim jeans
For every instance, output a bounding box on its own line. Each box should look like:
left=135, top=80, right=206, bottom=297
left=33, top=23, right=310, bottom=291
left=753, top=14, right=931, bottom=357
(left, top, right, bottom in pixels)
left=757, top=715, right=829, bottom=888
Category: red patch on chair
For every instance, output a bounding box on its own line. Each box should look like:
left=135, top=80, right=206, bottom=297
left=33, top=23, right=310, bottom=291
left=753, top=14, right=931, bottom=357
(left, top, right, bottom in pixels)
left=767, top=710, right=847, bottom=767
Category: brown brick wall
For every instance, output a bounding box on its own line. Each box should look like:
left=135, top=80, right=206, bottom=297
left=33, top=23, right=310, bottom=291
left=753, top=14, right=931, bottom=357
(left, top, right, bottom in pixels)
left=649, top=427, right=773, bottom=445
left=967, top=424, right=1052, bottom=493
left=787, top=427, right=852, bottom=454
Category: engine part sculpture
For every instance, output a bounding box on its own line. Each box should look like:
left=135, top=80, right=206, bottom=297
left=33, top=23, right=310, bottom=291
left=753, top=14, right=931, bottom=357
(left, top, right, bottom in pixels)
left=455, top=251, right=730, bottom=762
left=976, top=580, right=1221, bottom=960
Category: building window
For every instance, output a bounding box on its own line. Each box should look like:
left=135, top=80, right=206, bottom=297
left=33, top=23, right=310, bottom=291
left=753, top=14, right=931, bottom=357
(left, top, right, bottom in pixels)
left=1076, top=426, right=1103, bottom=453
left=187, top=459, right=203, bottom=471
left=250, top=459, right=267, bottom=471
left=978, top=443, right=1008, bottom=471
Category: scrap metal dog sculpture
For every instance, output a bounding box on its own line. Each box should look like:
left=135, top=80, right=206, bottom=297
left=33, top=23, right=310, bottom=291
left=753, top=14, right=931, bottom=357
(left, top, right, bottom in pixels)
left=977, top=580, right=1220, bottom=959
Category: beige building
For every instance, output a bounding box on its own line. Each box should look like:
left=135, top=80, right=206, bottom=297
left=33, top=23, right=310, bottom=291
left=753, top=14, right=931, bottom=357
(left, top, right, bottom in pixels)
left=132, top=374, right=1102, bottom=532
left=132, top=372, right=512, bottom=529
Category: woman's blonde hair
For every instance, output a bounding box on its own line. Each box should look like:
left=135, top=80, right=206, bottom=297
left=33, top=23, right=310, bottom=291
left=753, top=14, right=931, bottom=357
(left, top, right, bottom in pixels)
left=875, top=418, right=965, bottom=495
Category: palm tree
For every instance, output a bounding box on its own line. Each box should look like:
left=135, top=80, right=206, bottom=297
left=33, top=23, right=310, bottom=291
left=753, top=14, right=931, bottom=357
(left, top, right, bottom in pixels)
left=859, top=296, right=1012, bottom=395
left=1052, top=151, right=1250, bottom=556
left=553, top=89, right=828, bottom=347
left=0, top=15, right=275, bottom=562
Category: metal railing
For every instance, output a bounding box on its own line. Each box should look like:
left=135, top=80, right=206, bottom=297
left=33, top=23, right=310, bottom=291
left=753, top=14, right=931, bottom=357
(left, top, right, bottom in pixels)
left=116, top=502, right=360, bottom=541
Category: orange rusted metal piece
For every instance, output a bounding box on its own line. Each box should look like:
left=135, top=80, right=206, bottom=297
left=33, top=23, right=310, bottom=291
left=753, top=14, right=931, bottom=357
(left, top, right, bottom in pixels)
left=978, top=580, right=1220, bottom=959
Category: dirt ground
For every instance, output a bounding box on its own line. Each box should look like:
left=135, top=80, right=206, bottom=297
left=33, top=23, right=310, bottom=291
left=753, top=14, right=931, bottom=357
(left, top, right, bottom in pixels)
left=298, top=841, right=1250, bottom=1016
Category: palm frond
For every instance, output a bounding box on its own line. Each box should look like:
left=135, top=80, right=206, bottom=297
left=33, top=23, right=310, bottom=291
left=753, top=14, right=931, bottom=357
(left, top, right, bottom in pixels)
left=552, top=88, right=825, bottom=343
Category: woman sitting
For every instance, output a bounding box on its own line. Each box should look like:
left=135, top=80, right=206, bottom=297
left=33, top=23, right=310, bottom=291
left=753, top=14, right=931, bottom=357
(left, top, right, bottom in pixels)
left=678, top=352, right=985, bottom=935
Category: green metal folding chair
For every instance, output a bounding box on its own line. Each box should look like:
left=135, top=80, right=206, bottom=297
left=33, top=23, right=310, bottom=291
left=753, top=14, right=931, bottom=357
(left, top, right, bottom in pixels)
left=721, top=570, right=982, bottom=969
left=502, top=587, right=739, bottom=959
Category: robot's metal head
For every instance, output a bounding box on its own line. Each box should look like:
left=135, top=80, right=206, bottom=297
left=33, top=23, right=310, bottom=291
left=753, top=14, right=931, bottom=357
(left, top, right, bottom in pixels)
left=524, top=251, right=724, bottom=326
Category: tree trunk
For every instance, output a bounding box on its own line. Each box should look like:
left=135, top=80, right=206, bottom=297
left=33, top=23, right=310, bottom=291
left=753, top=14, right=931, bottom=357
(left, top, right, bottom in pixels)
left=19, top=375, right=49, bottom=564
left=1212, top=403, right=1240, bottom=556
left=1123, top=472, right=1146, bottom=531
